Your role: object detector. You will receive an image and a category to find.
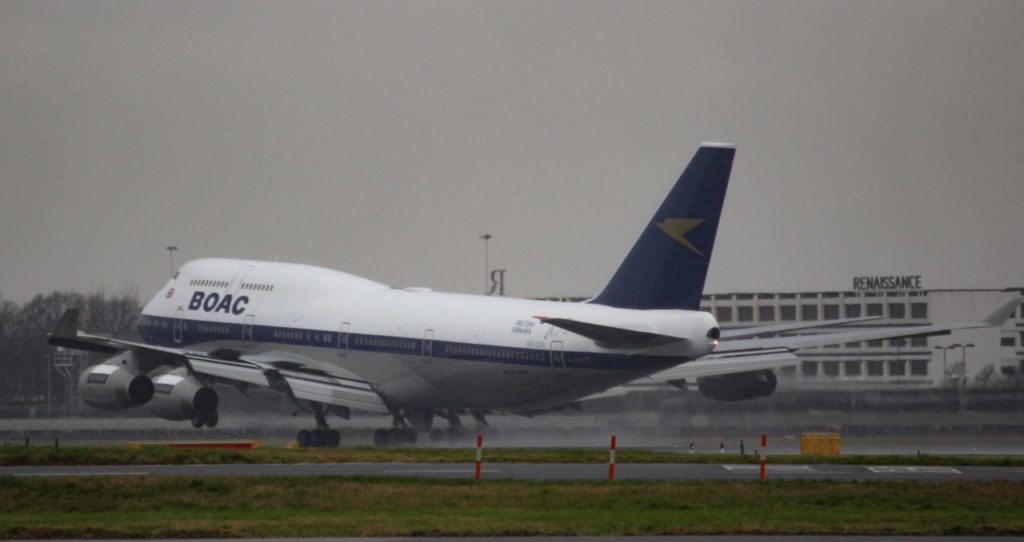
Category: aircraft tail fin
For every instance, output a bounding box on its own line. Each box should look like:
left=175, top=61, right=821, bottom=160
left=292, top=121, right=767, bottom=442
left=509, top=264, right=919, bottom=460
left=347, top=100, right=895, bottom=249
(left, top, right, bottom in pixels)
left=590, top=143, right=734, bottom=310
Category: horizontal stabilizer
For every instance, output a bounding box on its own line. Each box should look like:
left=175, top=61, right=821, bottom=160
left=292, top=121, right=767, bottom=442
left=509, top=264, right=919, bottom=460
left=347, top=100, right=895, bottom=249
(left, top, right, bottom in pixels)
left=535, top=317, right=685, bottom=348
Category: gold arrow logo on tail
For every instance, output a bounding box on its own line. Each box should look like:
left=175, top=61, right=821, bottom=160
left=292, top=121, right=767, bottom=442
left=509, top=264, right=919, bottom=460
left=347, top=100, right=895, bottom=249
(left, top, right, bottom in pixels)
left=656, top=218, right=706, bottom=257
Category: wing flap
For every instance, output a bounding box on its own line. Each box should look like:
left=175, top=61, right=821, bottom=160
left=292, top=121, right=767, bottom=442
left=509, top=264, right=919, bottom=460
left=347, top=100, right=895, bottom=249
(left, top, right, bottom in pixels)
left=278, top=373, right=389, bottom=413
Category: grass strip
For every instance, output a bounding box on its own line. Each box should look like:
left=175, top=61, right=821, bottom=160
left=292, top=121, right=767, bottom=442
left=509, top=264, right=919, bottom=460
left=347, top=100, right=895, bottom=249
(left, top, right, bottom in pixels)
left=3, top=446, right=1024, bottom=467
left=1, top=476, right=1022, bottom=537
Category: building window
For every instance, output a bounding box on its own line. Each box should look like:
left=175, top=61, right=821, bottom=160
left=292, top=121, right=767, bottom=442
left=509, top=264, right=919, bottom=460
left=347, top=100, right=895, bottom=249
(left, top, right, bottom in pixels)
left=889, top=338, right=908, bottom=348
left=824, top=305, right=840, bottom=320
left=1001, top=336, right=1016, bottom=347
left=736, top=294, right=754, bottom=300
left=867, top=339, right=883, bottom=347
left=758, top=306, right=776, bottom=321
left=867, top=303, right=883, bottom=316
left=801, top=361, right=818, bottom=376
left=716, top=306, right=733, bottom=322
left=779, top=293, right=796, bottom=299
left=911, top=336, right=928, bottom=347
left=888, top=303, right=906, bottom=319
left=801, top=305, right=818, bottom=320
left=844, top=361, right=862, bottom=376
left=889, top=360, right=907, bottom=376
left=780, top=305, right=796, bottom=321
left=800, top=293, right=818, bottom=299
left=867, top=360, right=885, bottom=376
left=781, top=365, right=797, bottom=376
left=910, top=360, right=929, bottom=376
left=823, top=362, right=840, bottom=376
left=911, top=303, right=928, bottom=319
left=844, top=304, right=861, bottom=318
left=738, top=306, right=754, bottom=322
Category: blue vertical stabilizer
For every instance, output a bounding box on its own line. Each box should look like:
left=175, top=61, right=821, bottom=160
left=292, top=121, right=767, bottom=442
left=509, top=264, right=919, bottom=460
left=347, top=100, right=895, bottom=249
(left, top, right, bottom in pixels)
left=590, top=143, right=734, bottom=310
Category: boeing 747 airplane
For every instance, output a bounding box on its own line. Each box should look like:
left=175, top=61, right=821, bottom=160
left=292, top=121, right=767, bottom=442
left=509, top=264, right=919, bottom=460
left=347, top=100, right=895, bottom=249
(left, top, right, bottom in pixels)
left=49, top=143, right=1019, bottom=447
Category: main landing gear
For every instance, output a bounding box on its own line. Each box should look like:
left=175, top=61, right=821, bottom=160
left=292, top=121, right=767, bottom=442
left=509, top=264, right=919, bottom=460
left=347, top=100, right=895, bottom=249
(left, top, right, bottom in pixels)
left=373, top=411, right=419, bottom=447
left=295, top=403, right=341, bottom=448
left=371, top=408, right=495, bottom=448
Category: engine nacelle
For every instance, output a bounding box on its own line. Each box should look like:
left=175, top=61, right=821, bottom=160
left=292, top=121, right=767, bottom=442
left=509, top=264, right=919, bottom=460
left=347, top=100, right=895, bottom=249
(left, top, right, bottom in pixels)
left=696, top=369, right=778, bottom=402
left=147, top=371, right=219, bottom=422
left=78, top=362, right=154, bottom=410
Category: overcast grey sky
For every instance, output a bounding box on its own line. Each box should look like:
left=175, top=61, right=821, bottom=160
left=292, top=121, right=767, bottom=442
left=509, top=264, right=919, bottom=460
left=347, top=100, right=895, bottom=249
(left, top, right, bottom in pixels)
left=2, top=0, right=1022, bottom=304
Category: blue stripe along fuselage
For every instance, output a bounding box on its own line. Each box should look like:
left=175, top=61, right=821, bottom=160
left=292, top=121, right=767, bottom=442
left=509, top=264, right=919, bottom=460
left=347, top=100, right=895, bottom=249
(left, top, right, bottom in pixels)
left=138, top=314, right=686, bottom=373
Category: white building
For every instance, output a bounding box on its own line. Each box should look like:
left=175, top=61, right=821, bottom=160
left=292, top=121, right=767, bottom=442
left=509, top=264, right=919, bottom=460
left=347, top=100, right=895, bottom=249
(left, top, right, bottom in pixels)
left=699, top=286, right=1024, bottom=389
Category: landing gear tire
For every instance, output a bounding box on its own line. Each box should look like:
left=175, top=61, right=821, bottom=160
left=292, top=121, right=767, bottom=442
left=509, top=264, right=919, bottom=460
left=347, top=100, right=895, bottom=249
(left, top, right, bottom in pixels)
left=325, top=429, right=341, bottom=447
left=402, top=428, right=417, bottom=445
left=297, top=428, right=341, bottom=448
left=374, top=427, right=417, bottom=447
left=191, top=417, right=204, bottom=429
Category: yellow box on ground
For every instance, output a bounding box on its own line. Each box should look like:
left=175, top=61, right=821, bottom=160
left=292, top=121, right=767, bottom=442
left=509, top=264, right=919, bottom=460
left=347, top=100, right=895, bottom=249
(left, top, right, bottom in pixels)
left=800, top=433, right=841, bottom=455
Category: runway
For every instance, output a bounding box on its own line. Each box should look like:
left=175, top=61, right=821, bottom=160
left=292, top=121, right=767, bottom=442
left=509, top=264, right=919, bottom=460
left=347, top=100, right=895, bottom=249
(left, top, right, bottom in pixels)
left=19, top=538, right=1024, bottom=542
left=4, top=462, right=1024, bottom=481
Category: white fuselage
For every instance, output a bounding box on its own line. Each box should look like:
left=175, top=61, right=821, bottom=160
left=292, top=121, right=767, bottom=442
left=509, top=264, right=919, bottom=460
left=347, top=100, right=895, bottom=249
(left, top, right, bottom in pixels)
left=139, top=258, right=718, bottom=412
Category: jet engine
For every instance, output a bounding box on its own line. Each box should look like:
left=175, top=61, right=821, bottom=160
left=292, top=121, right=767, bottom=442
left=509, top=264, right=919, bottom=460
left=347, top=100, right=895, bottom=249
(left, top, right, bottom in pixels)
left=78, top=362, right=154, bottom=410
left=147, top=371, right=220, bottom=427
left=694, top=369, right=778, bottom=402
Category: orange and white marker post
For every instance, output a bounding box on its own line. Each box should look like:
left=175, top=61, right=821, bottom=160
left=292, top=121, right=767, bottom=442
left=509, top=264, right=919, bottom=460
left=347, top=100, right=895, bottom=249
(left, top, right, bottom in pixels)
left=608, top=434, right=617, bottom=481
left=759, top=433, right=767, bottom=481
left=474, top=433, right=483, bottom=480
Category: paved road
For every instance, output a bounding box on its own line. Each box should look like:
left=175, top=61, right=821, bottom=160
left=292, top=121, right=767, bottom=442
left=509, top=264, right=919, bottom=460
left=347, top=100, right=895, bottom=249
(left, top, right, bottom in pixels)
left=9, top=532, right=1024, bottom=536
left=4, top=462, right=1024, bottom=481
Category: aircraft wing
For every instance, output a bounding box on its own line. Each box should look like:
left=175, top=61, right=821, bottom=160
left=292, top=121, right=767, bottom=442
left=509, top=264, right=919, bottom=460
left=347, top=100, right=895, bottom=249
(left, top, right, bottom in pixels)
left=714, top=297, right=1021, bottom=354
left=47, top=309, right=389, bottom=413
left=649, top=348, right=801, bottom=381
left=718, top=316, right=881, bottom=339
left=635, top=297, right=1019, bottom=384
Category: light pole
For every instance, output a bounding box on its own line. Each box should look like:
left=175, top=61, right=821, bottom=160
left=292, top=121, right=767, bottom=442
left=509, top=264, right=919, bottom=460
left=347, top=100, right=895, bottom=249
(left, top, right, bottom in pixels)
left=959, top=343, right=975, bottom=378
left=934, top=345, right=950, bottom=381
left=479, top=234, right=491, bottom=295
left=166, top=245, right=178, bottom=277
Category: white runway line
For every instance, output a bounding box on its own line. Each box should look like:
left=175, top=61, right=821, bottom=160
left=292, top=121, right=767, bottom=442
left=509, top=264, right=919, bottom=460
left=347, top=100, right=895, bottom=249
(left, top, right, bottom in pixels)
left=721, top=464, right=817, bottom=473
left=12, top=471, right=149, bottom=477
left=381, top=469, right=501, bottom=474
left=866, top=466, right=962, bottom=474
